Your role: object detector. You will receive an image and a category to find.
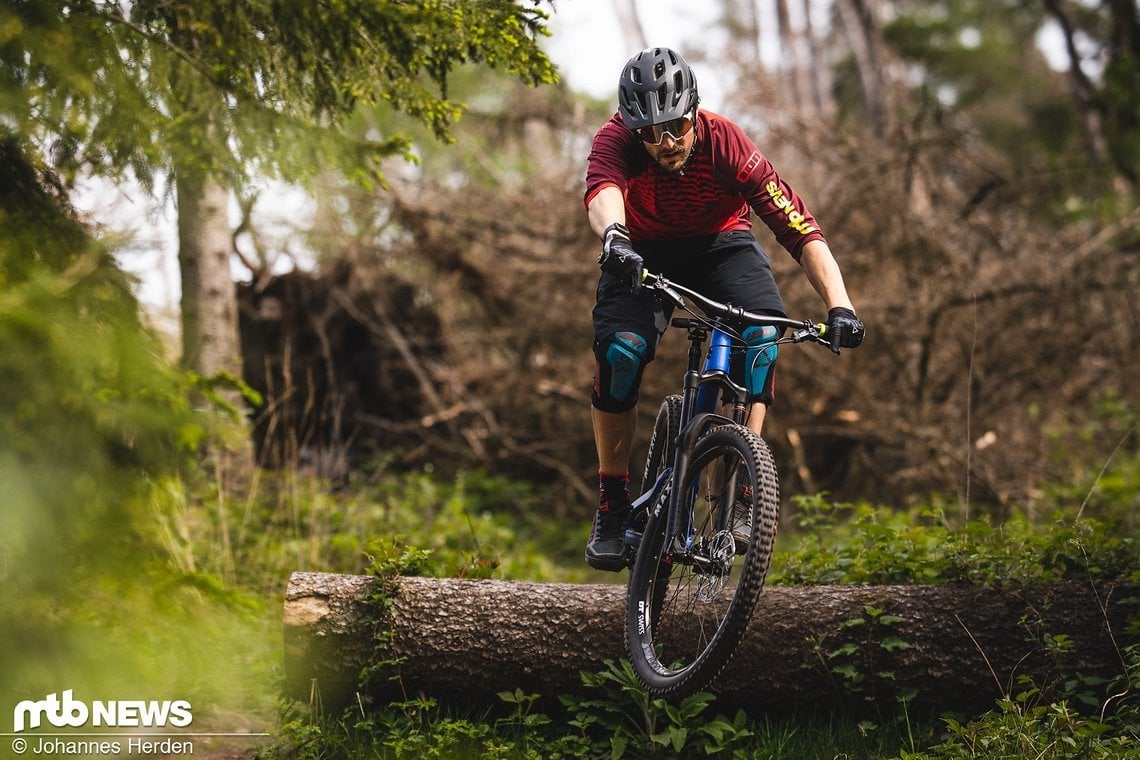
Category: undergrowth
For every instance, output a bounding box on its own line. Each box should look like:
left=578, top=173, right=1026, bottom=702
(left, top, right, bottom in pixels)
left=254, top=481, right=1139, bottom=759
left=262, top=648, right=1140, bottom=759
left=769, top=495, right=1139, bottom=587
left=158, top=413, right=1138, bottom=759
left=155, top=464, right=601, bottom=598
left=263, top=660, right=931, bottom=759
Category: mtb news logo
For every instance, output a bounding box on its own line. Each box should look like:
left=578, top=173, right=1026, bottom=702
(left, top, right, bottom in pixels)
left=12, top=690, right=193, bottom=733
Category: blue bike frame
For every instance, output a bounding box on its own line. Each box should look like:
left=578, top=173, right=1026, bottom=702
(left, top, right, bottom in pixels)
left=620, top=271, right=826, bottom=564
left=625, top=321, right=757, bottom=558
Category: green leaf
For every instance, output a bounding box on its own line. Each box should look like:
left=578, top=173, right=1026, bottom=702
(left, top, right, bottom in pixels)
left=830, top=643, right=859, bottom=658
left=880, top=636, right=912, bottom=652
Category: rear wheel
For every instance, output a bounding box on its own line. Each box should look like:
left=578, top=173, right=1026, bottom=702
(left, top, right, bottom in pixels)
left=624, top=395, right=683, bottom=567
left=625, top=423, right=779, bottom=699
left=642, top=394, right=682, bottom=491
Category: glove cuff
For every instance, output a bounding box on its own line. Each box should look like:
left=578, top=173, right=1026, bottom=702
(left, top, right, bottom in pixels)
left=828, top=306, right=857, bottom=320
left=603, top=222, right=630, bottom=243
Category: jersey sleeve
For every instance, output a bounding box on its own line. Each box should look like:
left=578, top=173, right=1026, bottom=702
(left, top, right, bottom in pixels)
left=584, top=114, right=634, bottom=208
left=714, top=118, right=826, bottom=260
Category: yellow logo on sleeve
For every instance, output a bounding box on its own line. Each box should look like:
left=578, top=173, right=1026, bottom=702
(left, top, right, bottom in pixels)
left=765, top=180, right=817, bottom=235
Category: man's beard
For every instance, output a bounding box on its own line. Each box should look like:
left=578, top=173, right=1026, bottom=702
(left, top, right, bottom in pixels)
left=654, top=143, right=694, bottom=173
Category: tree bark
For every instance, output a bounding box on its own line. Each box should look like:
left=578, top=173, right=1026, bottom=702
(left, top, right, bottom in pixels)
left=284, top=572, right=1135, bottom=713
left=177, top=170, right=255, bottom=476
left=178, top=173, right=241, bottom=380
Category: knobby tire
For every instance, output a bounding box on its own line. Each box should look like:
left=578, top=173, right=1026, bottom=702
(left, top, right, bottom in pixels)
left=625, top=423, right=780, bottom=700
left=642, top=394, right=683, bottom=491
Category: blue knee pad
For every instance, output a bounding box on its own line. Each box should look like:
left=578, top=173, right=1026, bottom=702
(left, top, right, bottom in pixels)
left=742, top=326, right=779, bottom=402
left=593, top=331, right=649, bottom=412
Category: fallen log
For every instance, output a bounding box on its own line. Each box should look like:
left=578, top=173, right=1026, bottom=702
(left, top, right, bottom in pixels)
left=284, top=572, right=1135, bottom=713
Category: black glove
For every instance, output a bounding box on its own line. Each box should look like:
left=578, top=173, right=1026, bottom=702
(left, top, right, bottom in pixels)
left=597, top=222, right=644, bottom=294
left=826, top=307, right=865, bottom=352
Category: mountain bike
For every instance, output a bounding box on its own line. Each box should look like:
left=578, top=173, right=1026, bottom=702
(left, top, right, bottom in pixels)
left=620, top=270, right=837, bottom=700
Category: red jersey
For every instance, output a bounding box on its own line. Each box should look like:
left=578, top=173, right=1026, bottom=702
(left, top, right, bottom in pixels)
left=584, top=110, right=826, bottom=260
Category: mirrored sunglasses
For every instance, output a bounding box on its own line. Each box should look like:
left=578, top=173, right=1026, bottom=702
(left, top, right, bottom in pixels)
left=635, top=112, right=696, bottom=145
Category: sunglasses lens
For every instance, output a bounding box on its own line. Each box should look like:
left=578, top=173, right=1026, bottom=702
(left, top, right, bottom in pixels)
left=637, top=114, right=694, bottom=144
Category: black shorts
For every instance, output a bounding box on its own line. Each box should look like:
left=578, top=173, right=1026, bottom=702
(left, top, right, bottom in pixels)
left=593, top=230, right=785, bottom=360
left=591, top=230, right=785, bottom=408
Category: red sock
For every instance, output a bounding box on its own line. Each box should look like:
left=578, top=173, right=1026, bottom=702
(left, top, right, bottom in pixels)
left=598, top=470, right=630, bottom=511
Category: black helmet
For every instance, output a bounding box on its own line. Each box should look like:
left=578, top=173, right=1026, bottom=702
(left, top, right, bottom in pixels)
left=617, top=47, right=699, bottom=130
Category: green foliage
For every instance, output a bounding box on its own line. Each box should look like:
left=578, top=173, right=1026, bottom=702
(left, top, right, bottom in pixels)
left=265, top=617, right=1139, bottom=757
left=0, top=141, right=273, bottom=718
left=879, top=0, right=1138, bottom=203
left=0, top=144, right=187, bottom=588
left=250, top=460, right=1138, bottom=758
left=806, top=605, right=915, bottom=708
left=560, top=659, right=754, bottom=758
left=270, top=691, right=595, bottom=760
left=158, top=464, right=593, bottom=596
left=1042, top=393, right=1139, bottom=528
left=1, top=0, right=557, bottom=192
left=771, top=494, right=1139, bottom=588
left=267, top=660, right=756, bottom=759
left=265, top=658, right=925, bottom=759
left=909, top=694, right=1139, bottom=759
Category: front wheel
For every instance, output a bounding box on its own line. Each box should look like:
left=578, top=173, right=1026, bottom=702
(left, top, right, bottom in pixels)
left=625, top=423, right=780, bottom=700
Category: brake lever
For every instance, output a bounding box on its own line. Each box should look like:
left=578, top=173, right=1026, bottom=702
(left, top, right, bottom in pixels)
left=792, top=322, right=839, bottom=353
left=644, top=272, right=685, bottom=308
left=827, top=330, right=842, bottom=354
left=658, top=283, right=685, bottom=308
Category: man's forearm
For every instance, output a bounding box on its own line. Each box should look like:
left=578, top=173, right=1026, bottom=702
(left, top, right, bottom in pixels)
left=799, top=239, right=855, bottom=311
left=587, top=185, right=627, bottom=239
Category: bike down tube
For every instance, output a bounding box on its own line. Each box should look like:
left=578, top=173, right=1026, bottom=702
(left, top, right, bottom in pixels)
left=665, top=332, right=739, bottom=556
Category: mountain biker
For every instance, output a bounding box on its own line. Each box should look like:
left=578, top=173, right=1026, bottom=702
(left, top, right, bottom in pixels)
left=585, top=47, right=864, bottom=571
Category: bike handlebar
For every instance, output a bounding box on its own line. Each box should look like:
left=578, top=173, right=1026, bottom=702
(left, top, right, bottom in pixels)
left=642, top=270, right=837, bottom=352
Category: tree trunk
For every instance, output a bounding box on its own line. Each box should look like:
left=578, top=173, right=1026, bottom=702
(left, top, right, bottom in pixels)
left=177, top=170, right=255, bottom=477
left=800, top=0, right=829, bottom=116
left=611, top=0, right=647, bottom=54
left=177, top=172, right=241, bottom=380
left=835, top=0, right=888, bottom=133
left=283, top=572, right=1135, bottom=713
left=774, top=0, right=807, bottom=113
